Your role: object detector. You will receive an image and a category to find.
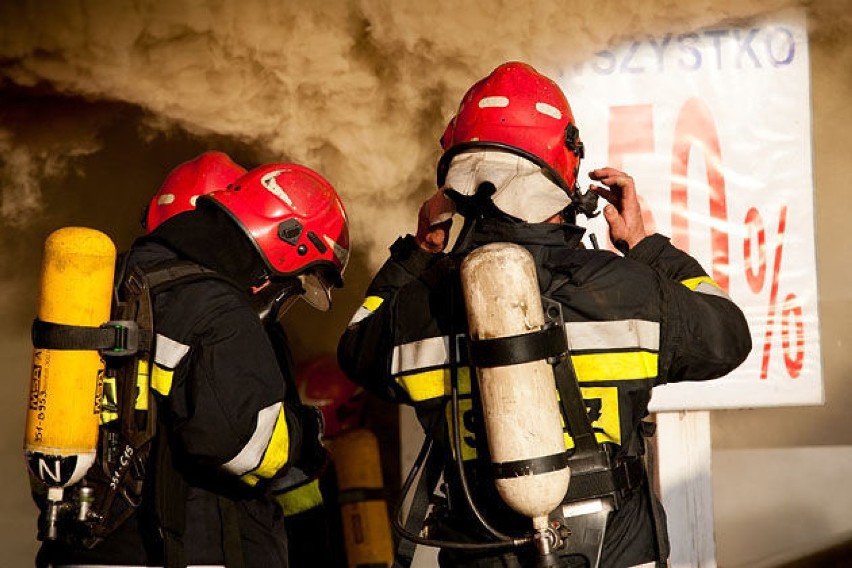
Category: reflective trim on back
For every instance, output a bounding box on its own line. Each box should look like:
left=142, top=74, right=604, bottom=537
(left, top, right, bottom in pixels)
left=394, top=367, right=473, bottom=402
left=563, top=320, right=659, bottom=352
left=391, top=320, right=658, bottom=374
left=573, top=351, right=659, bottom=382
left=391, top=334, right=466, bottom=375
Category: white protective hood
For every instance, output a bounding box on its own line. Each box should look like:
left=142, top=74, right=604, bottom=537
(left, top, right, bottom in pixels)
left=440, top=150, right=571, bottom=224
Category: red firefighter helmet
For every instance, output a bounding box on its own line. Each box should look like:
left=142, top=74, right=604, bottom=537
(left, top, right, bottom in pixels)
left=144, top=151, right=246, bottom=232
left=201, top=163, right=350, bottom=292
left=437, top=61, right=584, bottom=195
left=296, top=354, right=366, bottom=438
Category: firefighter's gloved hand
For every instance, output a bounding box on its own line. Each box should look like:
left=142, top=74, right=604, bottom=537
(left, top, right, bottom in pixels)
left=294, top=404, right=330, bottom=481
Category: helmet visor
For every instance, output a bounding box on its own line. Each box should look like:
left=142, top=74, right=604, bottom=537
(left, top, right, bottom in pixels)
left=297, top=272, right=334, bottom=312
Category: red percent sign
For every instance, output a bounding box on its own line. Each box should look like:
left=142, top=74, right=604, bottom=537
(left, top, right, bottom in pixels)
left=744, top=206, right=805, bottom=379
left=610, top=98, right=804, bottom=380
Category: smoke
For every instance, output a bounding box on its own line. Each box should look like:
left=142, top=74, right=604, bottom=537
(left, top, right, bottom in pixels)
left=0, top=0, right=819, bottom=267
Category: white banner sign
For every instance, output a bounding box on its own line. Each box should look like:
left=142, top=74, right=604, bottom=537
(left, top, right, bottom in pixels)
left=564, top=9, right=822, bottom=410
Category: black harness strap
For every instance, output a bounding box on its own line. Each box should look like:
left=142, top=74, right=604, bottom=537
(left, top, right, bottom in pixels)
left=30, top=262, right=224, bottom=357
left=337, top=487, right=388, bottom=505
left=467, top=324, right=568, bottom=368
left=31, top=319, right=145, bottom=354
left=564, top=457, right=644, bottom=503
left=492, top=451, right=570, bottom=479
left=393, top=434, right=444, bottom=568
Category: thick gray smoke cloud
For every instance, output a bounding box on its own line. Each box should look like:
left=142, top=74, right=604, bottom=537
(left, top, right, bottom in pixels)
left=0, top=0, right=817, bottom=267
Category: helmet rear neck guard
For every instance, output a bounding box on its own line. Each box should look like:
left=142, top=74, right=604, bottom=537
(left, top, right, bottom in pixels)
left=437, top=62, right=584, bottom=195
left=202, top=163, right=350, bottom=288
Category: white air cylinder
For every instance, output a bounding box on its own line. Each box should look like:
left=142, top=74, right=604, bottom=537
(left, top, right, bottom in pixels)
left=460, top=242, right=570, bottom=530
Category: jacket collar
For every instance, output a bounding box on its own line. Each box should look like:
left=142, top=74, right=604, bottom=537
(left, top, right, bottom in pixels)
left=455, top=217, right=586, bottom=254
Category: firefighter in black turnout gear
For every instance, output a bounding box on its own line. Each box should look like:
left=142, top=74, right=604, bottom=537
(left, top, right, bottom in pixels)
left=36, top=162, right=350, bottom=568
left=337, top=62, right=752, bottom=568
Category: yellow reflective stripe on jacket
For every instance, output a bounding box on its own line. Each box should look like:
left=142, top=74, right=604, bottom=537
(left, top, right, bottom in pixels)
left=275, top=479, right=323, bottom=516
left=446, top=396, right=477, bottom=462
left=561, top=388, right=622, bottom=448
left=572, top=351, right=658, bottom=382
left=223, top=402, right=290, bottom=484
left=249, top=406, right=290, bottom=480
left=394, top=367, right=472, bottom=402
left=151, top=364, right=174, bottom=396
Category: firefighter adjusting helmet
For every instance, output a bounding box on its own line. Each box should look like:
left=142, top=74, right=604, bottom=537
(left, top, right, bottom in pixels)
left=201, top=163, right=350, bottom=310
left=437, top=61, right=584, bottom=196
left=144, top=151, right=246, bottom=232
left=296, top=354, right=366, bottom=438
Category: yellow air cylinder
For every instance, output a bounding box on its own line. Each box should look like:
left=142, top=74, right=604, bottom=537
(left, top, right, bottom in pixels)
left=24, top=227, right=116, bottom=490
left=330, top=428, right=393, bottom=568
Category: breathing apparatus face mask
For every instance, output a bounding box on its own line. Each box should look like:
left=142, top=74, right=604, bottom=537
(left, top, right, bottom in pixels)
left=252, top=270, right=335, bottom=323
left=297, top=271, right=333, bottom=312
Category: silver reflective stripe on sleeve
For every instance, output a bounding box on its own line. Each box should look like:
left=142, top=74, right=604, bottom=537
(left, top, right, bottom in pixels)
left=680, top=276, right=731, bottom=299
left=563, top=320, right=659, bottom=352
left=221, top=402, right=282, bottom=476
left=348, top=295, right=384, bottom=327
left=151, top=334, right=191, bottom=396
left=694, top=280, right=731, bottom=299
left=154, top=334, right=190, bottom=368
left=392, top=335, right=454, bottom=375
left=390, top=320, right=659, bottom=376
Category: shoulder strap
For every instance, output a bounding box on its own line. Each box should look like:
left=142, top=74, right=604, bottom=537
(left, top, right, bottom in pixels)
left=141, top=260, right=237, bottom=294
left=132, top=259, right=243, bottom=568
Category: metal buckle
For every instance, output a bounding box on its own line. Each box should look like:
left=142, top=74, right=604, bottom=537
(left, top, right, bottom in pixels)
left=99, top=321, right=140, bottom=356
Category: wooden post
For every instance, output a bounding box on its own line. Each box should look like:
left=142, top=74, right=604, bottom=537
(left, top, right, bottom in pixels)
left=656, top=410, right=717, bottom=567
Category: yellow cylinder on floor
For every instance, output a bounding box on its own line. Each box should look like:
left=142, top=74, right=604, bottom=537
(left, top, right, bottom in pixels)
left=331, top=428, right=393, bottom=568
left=24, top=227, right=116, bottom=489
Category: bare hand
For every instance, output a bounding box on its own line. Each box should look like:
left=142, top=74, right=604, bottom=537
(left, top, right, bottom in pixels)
left=415, top=192, right=454, bottom=253
left=589, top=167, right=647, bottom=251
